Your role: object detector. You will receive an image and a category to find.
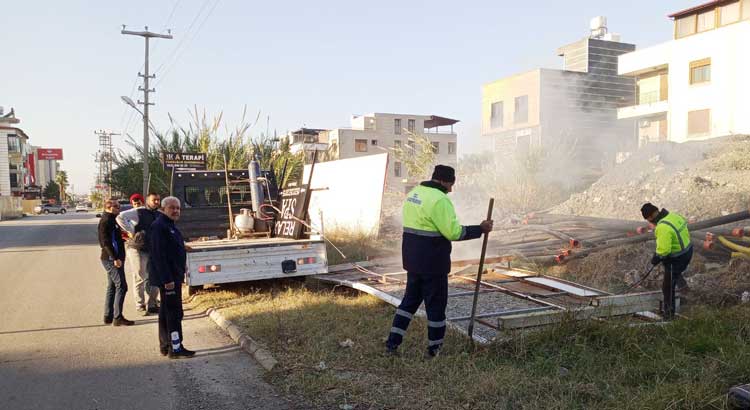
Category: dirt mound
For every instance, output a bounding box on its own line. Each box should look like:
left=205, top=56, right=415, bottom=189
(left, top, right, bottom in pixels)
left=552, top=135, right=750, bottom=220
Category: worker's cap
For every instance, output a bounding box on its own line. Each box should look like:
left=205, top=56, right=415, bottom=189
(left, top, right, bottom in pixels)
left=640, top=202, right=659, bottom=219
left=130, top=193, right=145, bottom=203
left=431, top=165, right=456, bottom=183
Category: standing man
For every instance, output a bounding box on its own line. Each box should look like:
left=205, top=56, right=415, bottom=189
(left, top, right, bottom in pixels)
left=117, top=192, right=161, bottom=314
left=385, top=165, right=493, bottom=358
left=98, top=198, right=134, bottom=326
left=641, top=202, right=693, bottom=320
left=148, top=196, right=195, bottom=359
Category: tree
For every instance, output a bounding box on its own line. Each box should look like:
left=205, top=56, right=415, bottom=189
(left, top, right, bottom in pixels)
left=387, top=131, right=437, bottom=184
left=55, top=170, right=68, bottom=202
left=43, top=181, right=60, bottom=202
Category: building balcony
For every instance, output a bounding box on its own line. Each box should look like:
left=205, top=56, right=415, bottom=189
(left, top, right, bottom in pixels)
left=289, top=142, right=329, bottom=154
left=618, top=99, right=668, bottom=119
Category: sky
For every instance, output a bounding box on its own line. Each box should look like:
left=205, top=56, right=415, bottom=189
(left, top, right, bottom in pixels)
left=2, top=0, right=692, bottom=194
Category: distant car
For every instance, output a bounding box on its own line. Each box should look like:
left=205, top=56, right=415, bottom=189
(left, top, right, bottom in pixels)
left=35, top=203, right=66, bottom=215
left=75, top=204, right=88, bottom=213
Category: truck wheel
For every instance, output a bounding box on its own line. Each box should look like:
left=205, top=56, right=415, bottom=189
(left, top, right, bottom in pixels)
left=187, top=285, right=200, bottom=296
left=43, top=209, right=49, bottom=214
left=60, top=209, right=66, bottom=214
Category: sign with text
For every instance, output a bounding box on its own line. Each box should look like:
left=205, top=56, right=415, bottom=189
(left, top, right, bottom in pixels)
left=274, top=184, right=310, bottom=239
left=37, top=148, right=63, bottom=160
left=161, top=152, right=207, bottom=170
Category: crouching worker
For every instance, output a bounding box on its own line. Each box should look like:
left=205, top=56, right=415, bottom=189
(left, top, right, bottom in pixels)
left=641, top=202, right=693, bottom=320
left=148, top=196, right=195, bottom=359
left=385, top=165, right=493, bottom=358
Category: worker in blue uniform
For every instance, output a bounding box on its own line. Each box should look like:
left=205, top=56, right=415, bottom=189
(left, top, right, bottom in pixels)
left=385, top=165, right=493, bottom=358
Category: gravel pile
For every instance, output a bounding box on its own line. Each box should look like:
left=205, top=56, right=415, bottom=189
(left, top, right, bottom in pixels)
left=552, top=135, right=750, bottom=220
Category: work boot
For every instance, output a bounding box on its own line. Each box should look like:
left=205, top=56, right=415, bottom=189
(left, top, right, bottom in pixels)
left=160, top=346, right=169, bottom=356
left=103, top=316, right=113, bottom=325
left=384, top=343, right=399, bottom=357
left=146, top=306, right=159, bottom=315
left=113, top=317, right=135, bottom=326
left=168, top=348, right=196, bottom=359
left=425, top=347, right=441, bottom=360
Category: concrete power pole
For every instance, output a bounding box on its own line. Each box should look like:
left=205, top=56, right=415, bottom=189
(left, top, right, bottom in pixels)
left=121, top=26, right=172, bottom=196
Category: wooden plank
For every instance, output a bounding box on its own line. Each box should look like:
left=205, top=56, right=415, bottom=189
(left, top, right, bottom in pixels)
left=524, top=277, right=603, bottom=297
left=592, top=291, right=663, bottom=307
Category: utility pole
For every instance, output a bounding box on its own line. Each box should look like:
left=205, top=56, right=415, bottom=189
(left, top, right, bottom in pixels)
left=95, top=130, right=120, bottom=198
left=121, top=25, right=172, bottom=196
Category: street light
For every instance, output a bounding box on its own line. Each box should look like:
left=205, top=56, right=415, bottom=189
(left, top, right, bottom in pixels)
left=121, top=95, right=159, bottom=195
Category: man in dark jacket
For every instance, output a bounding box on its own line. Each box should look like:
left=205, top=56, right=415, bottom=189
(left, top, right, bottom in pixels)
left=148, top=196, right=195, bottom=359
left=98, top=198, right=134, bottom=326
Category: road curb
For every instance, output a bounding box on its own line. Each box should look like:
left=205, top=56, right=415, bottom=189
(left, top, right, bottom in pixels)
left=206, top=307, right=278, bottom=371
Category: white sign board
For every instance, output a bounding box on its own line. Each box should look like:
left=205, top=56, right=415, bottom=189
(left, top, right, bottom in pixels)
left=303, top=153, right=388, bottom=236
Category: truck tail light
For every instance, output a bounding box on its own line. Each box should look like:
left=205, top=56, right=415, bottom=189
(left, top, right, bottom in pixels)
left=197, top=264, right=221, bottom=273
left=296, top=257, right=317, bottom=265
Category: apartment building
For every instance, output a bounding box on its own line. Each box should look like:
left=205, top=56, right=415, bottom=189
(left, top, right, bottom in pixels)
left=617, top=0, right=750, bottom=144
left=321, top=113, right=458, bottom=191
left=287, top=128, right=329, bottom=164
left=0, top=108, right=31, bottom=197
left=481, top=17, right=636, bottom=173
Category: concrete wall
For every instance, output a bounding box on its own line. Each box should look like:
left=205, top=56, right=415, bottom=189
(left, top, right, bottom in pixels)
left=0, top=196, right=23, bottom=220
left=303, top=153, right=388, bottom=236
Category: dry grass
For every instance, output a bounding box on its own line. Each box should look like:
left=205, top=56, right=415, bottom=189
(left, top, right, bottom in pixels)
left=323, top=229, right=397, bottom=266
left=189, top=282, right=750, bottom=410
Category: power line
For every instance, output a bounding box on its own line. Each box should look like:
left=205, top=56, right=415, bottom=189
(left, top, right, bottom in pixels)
left=153, top=0, right=212, bottom=75
left=154, top=0, right=221, bottom=88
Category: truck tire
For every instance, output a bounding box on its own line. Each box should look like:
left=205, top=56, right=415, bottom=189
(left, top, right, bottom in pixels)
left=60, top=209, right=66, bottom=214
left=187, top=285, right=200, bottom=296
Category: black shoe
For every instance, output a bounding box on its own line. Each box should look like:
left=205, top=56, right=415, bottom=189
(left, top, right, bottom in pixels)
left=168, top=348, right=196, bottom=359
left=384, top=344, right=399, bottom=357
left=160, top=346, right=169, bottom=356
left=425, top=347, right=441, bottom=359
left=146, top=306, right=159, bottom=314
left=103, top=317, right=113, bottom=325
left=113, top=317, right=135, bottom=326
left=136, top=305, right=146, bottom=313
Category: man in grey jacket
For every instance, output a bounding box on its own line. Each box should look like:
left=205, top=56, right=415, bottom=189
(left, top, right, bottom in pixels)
left=116, top=192, right=161, bottom=314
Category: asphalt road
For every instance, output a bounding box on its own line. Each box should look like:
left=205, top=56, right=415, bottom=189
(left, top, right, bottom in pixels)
left=0, top=213, right=300, bottom=410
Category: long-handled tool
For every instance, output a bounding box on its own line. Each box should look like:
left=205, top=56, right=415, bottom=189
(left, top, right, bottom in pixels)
left=623, top=261, right=658, bottom=293
left=467, top=198, right=494, bottom=340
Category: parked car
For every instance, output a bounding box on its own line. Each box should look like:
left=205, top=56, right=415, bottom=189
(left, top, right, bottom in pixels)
left=34, top=203, right=66, bottom=215
left=75, top=204, right=88, bottom=213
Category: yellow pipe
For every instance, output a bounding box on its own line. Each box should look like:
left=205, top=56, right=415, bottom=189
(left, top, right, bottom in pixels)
left=731, top=252, right=750, bottom=260
left=718, top=235, right=750, bottom=254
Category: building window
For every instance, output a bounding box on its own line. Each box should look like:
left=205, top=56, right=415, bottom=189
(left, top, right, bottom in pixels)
left=394, top=162, right=402, bottom=177
left=697, top=10, right=715, bottom=32
left=394, top=139, right=401, bottom=148
left=355, top=139, right=368, bottom=152
left=371, top=139, right=378, bottom=146
left=514, top=95, right=529, bottom=124
left=676, top=14, right=696, bottom=38
left=407, top=119, right=415, bottom=133
left=688, top=109, right=711, bottom=136
left=490, top=101, right=503, bottom=128
left=407, top=140, right=415, bottom=151
left=7, top=135, right=20, bottom=152
left=431, top=142, right=439, bottom=154
left=448, top=142, right=456, bottom=154
left=720, top=1, right=741, bottom=25
left=394, top=119, right=401, bottom=134
left=690, top=58, right=711, bottom=84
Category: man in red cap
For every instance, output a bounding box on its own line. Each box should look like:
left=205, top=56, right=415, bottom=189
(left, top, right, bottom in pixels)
left=116, top=192, right=161, bottom=314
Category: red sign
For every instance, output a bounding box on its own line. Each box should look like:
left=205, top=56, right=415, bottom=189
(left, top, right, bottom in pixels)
left=27, top=153, right=36, bottom=185
left=38, top=148, right=63, bottom=160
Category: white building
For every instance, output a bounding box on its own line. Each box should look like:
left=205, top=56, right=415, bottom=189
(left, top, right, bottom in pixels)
left=287, top=128, right=329, bottom=164
left=617, top=0, right=750, bottom=144
left=0, top=108, right=31, bottom=197
left=482, top=17, right=636, bottom=177
left=31, top=146, right=60, bottom=189
left=321, top=113, right=458, bottom=192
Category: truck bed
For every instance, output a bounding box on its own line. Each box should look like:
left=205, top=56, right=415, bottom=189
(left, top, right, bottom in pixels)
left=185, top=237, right=328, bottom=289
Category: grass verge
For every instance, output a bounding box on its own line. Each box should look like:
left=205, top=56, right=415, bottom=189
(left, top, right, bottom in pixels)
left=190, top=282, right=750, bottom=410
